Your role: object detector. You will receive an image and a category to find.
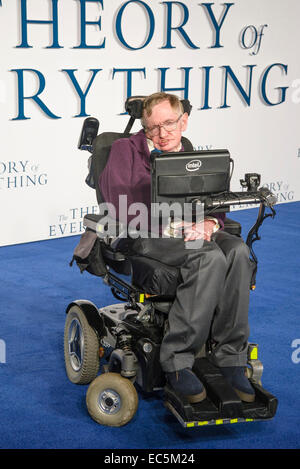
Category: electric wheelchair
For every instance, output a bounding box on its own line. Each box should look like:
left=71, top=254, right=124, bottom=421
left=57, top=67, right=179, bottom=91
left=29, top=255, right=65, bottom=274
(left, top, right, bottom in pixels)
left=64, top=97, right=278, bottom=427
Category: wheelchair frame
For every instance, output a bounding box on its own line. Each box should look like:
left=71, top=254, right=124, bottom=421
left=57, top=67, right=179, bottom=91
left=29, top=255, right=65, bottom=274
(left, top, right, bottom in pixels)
left=64, top=97, right=278, bottom=427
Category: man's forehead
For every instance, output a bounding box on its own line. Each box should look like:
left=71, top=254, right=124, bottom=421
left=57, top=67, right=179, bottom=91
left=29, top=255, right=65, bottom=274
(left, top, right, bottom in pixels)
left=146, top=100, right=179, bottom=124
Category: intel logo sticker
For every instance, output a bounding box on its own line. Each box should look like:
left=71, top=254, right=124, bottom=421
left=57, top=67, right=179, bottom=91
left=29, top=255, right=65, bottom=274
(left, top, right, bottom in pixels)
left=186, top=159, right=202, bottom=172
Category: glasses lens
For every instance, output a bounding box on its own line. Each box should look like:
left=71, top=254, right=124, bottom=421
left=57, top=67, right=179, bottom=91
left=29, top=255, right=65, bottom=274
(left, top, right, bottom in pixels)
left=147, top=115, right=182, bottom=136
left=149, top=126, right=159, bottom=136
left=164, top=121, right=177, bottom=132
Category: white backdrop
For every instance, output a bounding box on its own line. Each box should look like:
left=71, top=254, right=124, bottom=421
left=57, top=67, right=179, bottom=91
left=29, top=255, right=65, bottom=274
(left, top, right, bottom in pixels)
left=0, top=0, right=299, bottom=246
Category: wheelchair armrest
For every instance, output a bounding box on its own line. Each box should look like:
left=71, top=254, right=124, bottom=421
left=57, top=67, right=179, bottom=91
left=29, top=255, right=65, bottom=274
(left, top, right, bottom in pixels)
left=83, top=213, right=128, bottom=260
left=82, top=214, right=131, bottom=277
left=83, top=213, right=102, bottom=231
left=83, top=213, right=126, bottom=241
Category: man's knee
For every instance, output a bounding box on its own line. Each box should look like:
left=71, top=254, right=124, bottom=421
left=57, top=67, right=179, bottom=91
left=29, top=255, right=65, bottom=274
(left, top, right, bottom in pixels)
left=185, top=243, right=227, bottom=273
left=230, top=238, right=251, bottom=262
left=215, top=232, right=250, bottom=260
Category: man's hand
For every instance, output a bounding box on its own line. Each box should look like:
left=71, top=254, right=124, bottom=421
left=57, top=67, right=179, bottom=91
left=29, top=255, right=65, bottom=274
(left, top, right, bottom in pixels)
left=167, top=218, right=220, bottom=242
left=183, top=219, right=219, bottom=242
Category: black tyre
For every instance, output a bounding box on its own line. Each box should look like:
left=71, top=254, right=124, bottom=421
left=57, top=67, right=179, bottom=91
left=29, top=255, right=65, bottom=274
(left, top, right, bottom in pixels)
left=86, top=372, right=138, bottom=427
left=64, top=305, right=100, bottom=384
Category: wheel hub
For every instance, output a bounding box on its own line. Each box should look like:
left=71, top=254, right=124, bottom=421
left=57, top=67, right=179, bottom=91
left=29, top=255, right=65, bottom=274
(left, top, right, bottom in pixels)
left=68, top=318, right=84, bottom=372
left=98, top=389, right=121, bottom=415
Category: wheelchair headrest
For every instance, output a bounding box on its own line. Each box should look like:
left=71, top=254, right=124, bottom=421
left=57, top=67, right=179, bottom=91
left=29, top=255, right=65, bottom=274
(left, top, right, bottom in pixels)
left=125, top=96, right=192, bottom=119
left=125, top=96, right=146, bottom=119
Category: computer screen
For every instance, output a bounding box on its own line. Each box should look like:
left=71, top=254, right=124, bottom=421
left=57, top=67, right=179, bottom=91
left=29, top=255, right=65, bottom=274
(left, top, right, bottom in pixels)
left=151, top=149, right=231, bottom=216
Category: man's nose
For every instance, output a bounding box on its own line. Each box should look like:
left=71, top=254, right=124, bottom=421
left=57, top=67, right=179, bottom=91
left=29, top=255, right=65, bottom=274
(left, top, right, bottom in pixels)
left=159, top=125, right=168, bottom=137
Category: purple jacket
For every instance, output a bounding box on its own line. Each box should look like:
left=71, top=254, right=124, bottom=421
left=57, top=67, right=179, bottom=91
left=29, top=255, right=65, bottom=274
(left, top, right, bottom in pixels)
left=99, top=129, right=151, bottom=225
left=99, top=129, right=225, bottom=229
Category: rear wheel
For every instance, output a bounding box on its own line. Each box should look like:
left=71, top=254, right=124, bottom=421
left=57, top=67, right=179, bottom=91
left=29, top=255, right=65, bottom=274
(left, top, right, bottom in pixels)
left=64, top=305, right=100, bottom=384
left=86, top=372, right=138, bottom=427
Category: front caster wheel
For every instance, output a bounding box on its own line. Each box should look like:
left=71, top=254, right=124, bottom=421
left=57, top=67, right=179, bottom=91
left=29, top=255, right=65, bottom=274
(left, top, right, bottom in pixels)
left=86, top=372, right=138, bottom=427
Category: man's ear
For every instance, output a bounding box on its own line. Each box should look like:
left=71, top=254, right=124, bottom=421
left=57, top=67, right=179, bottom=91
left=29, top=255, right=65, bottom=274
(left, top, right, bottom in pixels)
left=180, top=112, right=188, bottom=132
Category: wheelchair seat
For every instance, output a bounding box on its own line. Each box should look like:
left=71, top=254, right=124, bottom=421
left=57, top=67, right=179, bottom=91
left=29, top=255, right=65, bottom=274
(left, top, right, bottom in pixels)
left=79, top=209, right=242, bottom=315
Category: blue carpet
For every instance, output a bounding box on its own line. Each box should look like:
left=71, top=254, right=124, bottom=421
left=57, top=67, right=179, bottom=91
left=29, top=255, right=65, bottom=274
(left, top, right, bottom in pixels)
left=0, top=202, right=299, bottom=449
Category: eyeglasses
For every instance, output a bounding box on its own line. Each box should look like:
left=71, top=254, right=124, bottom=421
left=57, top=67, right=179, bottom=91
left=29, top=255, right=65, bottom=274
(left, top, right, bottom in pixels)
left=145, top=114, right=183, bottom=136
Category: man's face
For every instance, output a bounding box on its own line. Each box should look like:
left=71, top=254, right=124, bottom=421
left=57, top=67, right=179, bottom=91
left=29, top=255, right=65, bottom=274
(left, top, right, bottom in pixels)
left=144, top=100, right=188, bottom=152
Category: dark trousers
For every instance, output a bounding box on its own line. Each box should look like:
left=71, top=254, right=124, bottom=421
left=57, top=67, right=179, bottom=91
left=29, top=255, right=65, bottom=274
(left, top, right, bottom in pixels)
left=158, top=231, right=254, bottom=372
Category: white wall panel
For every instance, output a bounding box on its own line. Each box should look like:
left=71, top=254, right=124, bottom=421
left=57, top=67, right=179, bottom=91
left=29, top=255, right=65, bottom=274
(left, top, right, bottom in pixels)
left=0, top=0, right=299, bottom=245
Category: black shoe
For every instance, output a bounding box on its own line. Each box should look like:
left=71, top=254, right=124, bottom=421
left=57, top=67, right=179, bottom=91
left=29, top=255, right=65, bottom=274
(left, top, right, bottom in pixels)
left=166, top=368, right=207, bottom=404
left=220, top=366, right=255, bottom=402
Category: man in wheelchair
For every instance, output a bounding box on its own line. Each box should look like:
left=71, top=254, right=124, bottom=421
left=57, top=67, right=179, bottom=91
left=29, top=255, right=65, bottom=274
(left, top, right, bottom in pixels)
left=66, top=92, right=278, bottom=427
left=99, top=92, right=255, bottom=404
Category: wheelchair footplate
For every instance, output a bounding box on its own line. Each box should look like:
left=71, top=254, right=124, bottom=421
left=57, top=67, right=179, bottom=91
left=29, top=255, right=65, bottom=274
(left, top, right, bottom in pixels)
left=164, top=358, right=278, bottom=428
